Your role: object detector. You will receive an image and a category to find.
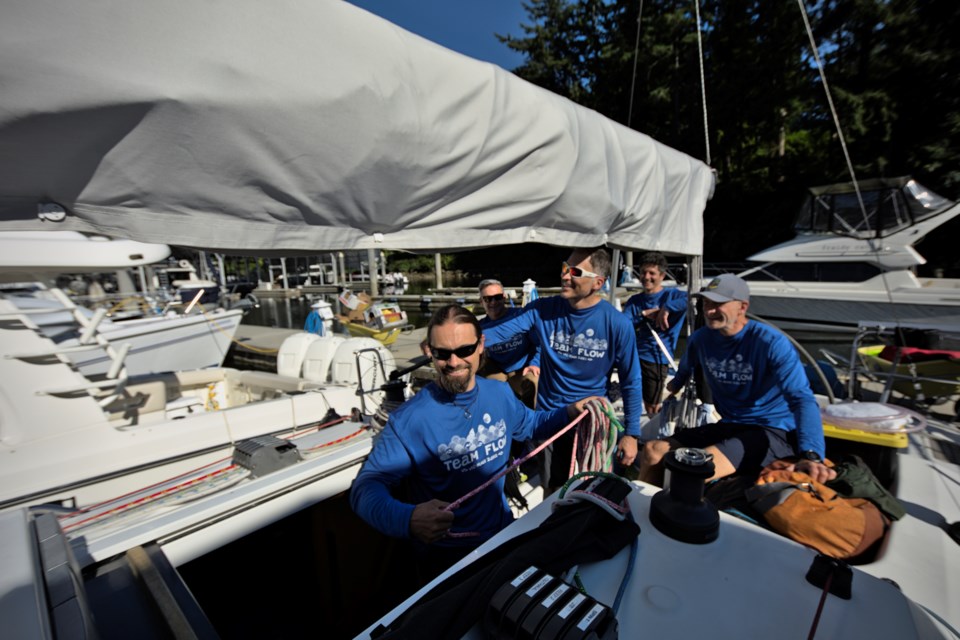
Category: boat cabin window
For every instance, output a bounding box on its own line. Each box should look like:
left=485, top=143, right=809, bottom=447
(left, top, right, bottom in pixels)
left=793, top=179, right=952, bottom=239
left=743, top=262, right=883, bottom=283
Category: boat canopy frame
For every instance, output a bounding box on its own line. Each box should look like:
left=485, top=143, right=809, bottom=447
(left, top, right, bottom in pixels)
left=794, top=177, right=954, bottom=240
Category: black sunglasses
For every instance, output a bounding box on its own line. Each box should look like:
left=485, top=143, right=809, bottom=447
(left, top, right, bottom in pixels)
left=482, top=294, right=505, bottom=303
left=428, top=339, right=481, bottom=361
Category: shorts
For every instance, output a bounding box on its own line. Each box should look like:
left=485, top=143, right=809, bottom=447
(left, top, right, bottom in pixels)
left=666, top=422, right=797, bottom=476
left=640, top=360, right=669, bottom=409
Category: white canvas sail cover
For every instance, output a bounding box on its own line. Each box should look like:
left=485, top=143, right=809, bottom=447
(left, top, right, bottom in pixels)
left=0, top=0, right=713, bottom=256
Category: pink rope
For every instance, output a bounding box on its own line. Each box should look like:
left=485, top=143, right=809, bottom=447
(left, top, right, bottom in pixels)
left=443, top=408, right=590, bottom=514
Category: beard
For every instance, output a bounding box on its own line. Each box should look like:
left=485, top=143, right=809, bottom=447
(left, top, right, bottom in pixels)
left=436, top=362, right=473, bottom=394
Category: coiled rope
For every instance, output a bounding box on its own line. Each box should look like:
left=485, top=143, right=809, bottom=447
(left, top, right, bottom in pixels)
left=570, top=399, right=623, bottom=478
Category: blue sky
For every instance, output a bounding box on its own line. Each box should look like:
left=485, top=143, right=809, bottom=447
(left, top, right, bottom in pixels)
left=346, top=0, right=529, bottom=70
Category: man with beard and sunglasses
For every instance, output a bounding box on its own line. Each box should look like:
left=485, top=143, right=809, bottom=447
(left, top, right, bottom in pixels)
left=476, top=278, right=540, bottom=409
left=350, top=304, right=600, bottom=581
left=481, top=248, right=644, bottom=494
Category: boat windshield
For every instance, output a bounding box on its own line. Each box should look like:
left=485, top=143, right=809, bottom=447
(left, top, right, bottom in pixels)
left=794, top=177, right=953, bottom=239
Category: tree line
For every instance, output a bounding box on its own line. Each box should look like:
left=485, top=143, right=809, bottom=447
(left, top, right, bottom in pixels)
left=479, top=0, right=959, bottom=273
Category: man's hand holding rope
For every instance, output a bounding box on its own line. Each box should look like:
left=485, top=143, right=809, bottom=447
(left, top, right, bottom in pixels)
left=617, top=434, right=639, bottom=467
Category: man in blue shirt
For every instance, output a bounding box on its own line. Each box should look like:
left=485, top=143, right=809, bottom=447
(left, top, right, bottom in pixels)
left=622, top=252, right=687, bottom=415
left=476, top=278, right=539, bottom=408
left=482, top=248, right=644, bottom=493
left=350, top=304, right=599, bottom=580
left=637, top=274, right=836, bottom=485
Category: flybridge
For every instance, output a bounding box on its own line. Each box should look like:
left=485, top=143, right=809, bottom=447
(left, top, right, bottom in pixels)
left=794, top=176, right=956, bottom=240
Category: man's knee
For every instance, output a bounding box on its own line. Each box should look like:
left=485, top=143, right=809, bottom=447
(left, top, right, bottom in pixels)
left=641, top=439, right=672, bottom=466
left=636, top=439, right=672, bottom=486
left=640, top=440, right=670, bottom=469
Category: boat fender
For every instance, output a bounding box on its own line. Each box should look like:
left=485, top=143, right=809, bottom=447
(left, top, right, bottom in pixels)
left=649, top=448, right=720, bottom=544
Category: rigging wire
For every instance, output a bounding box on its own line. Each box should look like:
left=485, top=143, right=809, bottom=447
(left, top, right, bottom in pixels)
left=795, top=0, right=901, bottom=319
left=626, top=0, right=644, bottom=128
left=693, top=0, right=712, bottom=166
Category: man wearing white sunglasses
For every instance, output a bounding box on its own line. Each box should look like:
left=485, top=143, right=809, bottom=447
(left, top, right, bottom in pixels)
left=483, top=247, right=643, bottom=494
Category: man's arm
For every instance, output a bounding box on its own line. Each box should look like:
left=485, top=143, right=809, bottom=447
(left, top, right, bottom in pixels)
left=349, top=419, right=420, bottom=540
left=665, top=337, right=696, bottom=395
left=523, top=328, right=541, bottom=373
left=612, top=316, right=644, bottom=464
left=482, top=303, right=537, bottom=348
left=657, top=289, right=688, bottom=331
left=769, top=334, right=828, bottom=459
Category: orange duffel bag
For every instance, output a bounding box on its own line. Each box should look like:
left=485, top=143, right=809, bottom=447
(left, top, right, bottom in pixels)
left=745, top=466, right=888, bottom=559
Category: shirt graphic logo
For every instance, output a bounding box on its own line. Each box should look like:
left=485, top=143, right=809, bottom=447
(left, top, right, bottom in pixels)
left=489, top=333, right=525, bottom=355
left=549, top=328, right=608, bottom=361
left=704, top=354, right=753, bottom=383
left=437, top=417, right=509, bottom=471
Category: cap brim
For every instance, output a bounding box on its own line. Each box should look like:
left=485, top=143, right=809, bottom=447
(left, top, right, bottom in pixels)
left=695, top=291, right=735, bottom=303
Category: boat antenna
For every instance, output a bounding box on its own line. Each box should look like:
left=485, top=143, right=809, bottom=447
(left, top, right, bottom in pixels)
left=626, top=0, right=644, bottom=129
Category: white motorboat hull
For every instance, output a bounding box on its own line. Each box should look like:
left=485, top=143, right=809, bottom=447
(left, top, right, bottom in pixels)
left=0, top=296, right=393, bottom=513
left=746, top=277, right=960, bottom=333
left=64, top=308, right=244, bottom=375
left=0, top=375, right=360, bottom=512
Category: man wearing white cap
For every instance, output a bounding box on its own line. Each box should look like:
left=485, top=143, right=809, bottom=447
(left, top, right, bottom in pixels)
left=638, top=273, right=835, bottom=485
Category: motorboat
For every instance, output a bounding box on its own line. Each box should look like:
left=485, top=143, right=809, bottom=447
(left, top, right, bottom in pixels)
left=0, top=292, right=398, bottom=513
left=341, top=321, right=403, bottom=345
left=816, top=320, right=960, bottom=421
left=4, top=283, right=246, bottom=377
left=152, top=257, right=222, bottom=305
left=338, top=300, right=410, bottom=345
left=0, top=231, right=246, bottom=376
left=737, top=177, right=960, bottom=333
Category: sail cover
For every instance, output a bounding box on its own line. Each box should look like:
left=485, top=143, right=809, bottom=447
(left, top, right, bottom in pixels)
left=0, top=0, right=713, bottom=256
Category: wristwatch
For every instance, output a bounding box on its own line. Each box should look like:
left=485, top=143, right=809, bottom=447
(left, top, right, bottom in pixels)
left=801, top=450, right=822, bottom=463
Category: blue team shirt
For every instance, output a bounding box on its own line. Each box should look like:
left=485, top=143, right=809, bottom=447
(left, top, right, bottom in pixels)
left=671, top=321, right=825, bottom=457
left=622, top=288, right=687, bottom=365
left=482, top=296, right=643, bottom=436
left=479, top=307, right=540, bottom=373
left=349, top=377, right=570, bottom=547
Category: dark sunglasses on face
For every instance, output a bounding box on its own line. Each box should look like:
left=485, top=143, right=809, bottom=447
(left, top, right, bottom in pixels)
left=561, top=261, right=601, bottom=279
left=482, top=294, right=505, bottom=303
left=428, top=339, right=481, bottom=361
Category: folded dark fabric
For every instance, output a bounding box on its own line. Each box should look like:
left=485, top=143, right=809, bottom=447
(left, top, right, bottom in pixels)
left=826, top=454, right=906, bottom=521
